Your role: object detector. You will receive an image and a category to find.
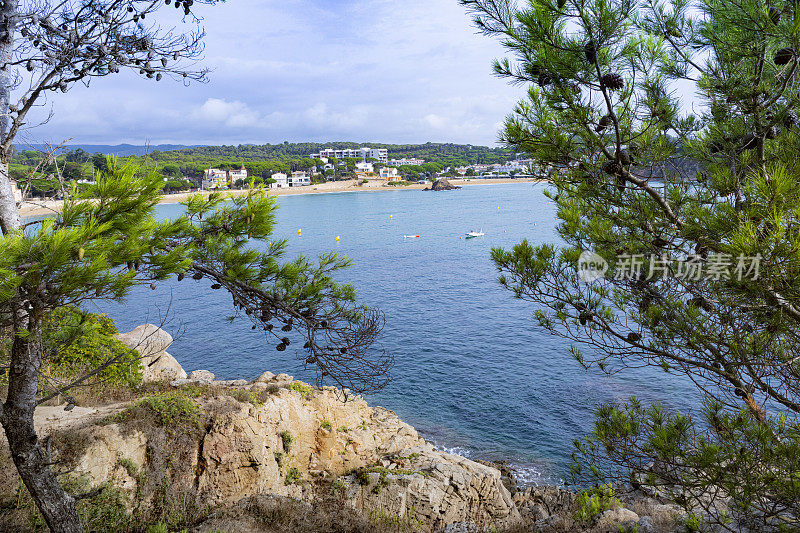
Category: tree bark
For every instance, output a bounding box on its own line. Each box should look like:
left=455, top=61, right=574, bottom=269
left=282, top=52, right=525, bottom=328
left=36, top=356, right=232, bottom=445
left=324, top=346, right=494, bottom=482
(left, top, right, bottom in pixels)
left=0, top=0, right=21, bottom=235
left=1, top=322, right=85, bottom=533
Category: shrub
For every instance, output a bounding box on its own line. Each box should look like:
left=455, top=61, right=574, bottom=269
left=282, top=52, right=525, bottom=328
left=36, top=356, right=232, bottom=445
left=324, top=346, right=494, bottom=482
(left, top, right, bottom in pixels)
left=320, top=420, right=332, bottom=431
left=280, top=431, right=294, bottom=453
left=285, top=468, right=302, bottom=485
left=42, top=306, right=142, bottom=388
left=115, top=391, right=201, bottom=429
left=574, top=483, right=621, bottom=524
left=289, top=381, right=314, bottom=399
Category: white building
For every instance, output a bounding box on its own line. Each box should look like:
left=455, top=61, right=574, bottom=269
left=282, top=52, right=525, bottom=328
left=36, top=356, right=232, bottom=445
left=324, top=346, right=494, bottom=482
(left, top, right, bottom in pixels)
left=388, top=158, right=425, bottom=167
left=202, top=166, right=248, bottom=189
left=270, top=173, right=288, bottom=188
left=355, top=162, right=374, bottom=174
left=202, top=168, right=228, bottom=190
left=289, top=171, right=311, bottom=187
left=229, top=166, right=248, bottom=182
left=311, top=147, right=388, bottom=164
left=379, top=167, right=400, bottom=180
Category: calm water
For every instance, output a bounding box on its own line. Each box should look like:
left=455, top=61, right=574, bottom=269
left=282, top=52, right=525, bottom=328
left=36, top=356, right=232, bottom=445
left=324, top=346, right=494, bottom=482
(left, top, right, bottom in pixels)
left=96, top=183, right=698, bottom=484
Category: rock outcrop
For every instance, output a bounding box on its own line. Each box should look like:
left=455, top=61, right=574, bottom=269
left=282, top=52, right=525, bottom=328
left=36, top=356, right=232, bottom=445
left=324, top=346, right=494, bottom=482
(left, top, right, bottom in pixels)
left=426, top=178, right=461, bottom=191
left=114, top=324, right=187, bottom=382
left=53, top=373, right=522, bottom=531
left=29, top=334, right=683, bottom=533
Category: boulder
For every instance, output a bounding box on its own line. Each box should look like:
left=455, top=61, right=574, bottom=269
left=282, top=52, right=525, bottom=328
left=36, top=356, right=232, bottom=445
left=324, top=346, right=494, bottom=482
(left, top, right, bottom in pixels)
left=115, top=324, right=186, bottom=383
left=274, top=373, right=293, bottom=382
left=426, top=178, right=461, bottom=191
left=253, top=371, right=276, bottom=383
left=188, top=370, right=215, bottom=382
left=595, top=507, right=640, bottom=531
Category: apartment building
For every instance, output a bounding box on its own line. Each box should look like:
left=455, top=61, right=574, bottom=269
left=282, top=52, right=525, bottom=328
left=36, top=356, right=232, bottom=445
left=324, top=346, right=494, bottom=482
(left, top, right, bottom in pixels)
left=311, top=147, right=388, bottom=164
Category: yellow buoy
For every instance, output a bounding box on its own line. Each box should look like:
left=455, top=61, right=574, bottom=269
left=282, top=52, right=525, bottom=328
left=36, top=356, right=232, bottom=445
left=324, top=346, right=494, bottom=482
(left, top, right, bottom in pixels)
left=336, top=236, right=340, bottom=242
left=390, top=215, right=393, bottom=219
left=497, top=206, right=500, bottom=210
left=298, top=229, right=302, bottom=235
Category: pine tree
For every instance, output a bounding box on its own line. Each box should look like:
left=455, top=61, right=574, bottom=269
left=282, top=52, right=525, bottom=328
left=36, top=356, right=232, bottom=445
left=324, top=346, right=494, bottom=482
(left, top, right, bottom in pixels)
left=0, top=164, right=390, bottom=532
left=464, top=0, right=800, bottom=528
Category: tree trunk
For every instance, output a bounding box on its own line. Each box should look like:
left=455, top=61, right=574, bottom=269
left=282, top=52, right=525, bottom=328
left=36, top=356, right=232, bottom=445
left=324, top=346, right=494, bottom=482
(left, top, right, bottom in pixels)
left=1, top=323, right=84, bottom=533
left=0, top=160, right=21, bottom=234
left=0, top=0, right=21, bottom=235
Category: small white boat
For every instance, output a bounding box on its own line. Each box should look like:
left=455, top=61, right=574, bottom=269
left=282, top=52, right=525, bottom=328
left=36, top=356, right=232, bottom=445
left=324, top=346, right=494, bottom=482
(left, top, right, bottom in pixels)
left=465, top=229, right=485, bottom=239
left=404, top=235, right=420, bottom=239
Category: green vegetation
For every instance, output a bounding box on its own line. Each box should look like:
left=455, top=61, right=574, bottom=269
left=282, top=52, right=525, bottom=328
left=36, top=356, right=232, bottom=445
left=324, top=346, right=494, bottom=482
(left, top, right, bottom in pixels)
left=280, top=431, right=294, bottom=453
left=465, top=0, right=800, bottom=528
left=284, top=468, right=302, bottom=485
left=573, top=484, right=621, bottom=524
left=289, top=381, right=314, bottom=399
left=320, top=420, right=332, bottom=431
left=40, top=306, right=142, bottom=389
left=116, top=391, right=201, bottom=428
left=368, top=506, right=422, bottom=531
left=10, top=142, right=511, bottom=197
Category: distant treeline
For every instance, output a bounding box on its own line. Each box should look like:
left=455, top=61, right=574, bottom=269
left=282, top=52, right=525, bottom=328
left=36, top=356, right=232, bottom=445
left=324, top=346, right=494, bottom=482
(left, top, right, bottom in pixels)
left=10, top=142, right=515, bottom=197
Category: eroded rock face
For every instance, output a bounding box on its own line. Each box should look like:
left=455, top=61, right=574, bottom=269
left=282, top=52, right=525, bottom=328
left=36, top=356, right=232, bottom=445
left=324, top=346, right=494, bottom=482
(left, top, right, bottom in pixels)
left=59, top=377, right=525, bottom=532
left=114, top=324, right=187, bottom=383
left=342, top=445, right=521, bottom=531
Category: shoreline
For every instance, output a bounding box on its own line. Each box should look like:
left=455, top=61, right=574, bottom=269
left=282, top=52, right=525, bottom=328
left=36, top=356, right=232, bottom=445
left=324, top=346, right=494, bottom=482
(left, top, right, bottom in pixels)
left=18, top=177, right=542, bottom=218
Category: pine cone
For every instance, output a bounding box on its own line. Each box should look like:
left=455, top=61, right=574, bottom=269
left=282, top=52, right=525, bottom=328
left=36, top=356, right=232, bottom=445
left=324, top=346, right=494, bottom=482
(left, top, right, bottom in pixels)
left=601, top=72, right=624, bottom=90
left=602, top=161, right=621, bottom=175
left=774, top=47, right=794, bottom=65
left=537, top=71, right=553, bottom=87
left=595, top=114, right=612, bottom=132
left=617, top=149, right=632, bottom=165
left=584, top=40, right=597, bottom=63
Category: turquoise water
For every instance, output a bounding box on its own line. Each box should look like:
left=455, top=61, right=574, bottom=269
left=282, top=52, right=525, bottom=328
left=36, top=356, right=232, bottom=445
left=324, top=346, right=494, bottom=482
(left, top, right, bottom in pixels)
left=97, top=183, right=699, bottom=484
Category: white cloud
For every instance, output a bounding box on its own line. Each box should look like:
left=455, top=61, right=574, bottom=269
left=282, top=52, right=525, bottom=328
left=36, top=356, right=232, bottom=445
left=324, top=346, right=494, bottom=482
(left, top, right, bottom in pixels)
left=193, top=98, right=260, bottom=128
left=23, top=0, right=526, bottom=146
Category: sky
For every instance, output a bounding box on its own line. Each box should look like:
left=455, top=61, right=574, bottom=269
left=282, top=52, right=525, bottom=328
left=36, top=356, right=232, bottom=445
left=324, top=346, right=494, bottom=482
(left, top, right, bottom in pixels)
left=20, top=0, right=526, bottom=148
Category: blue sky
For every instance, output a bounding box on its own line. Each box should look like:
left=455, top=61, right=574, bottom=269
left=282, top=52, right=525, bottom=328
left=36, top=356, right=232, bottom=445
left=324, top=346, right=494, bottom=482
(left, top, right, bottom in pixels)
left=21, top=0, right=525, bottom=148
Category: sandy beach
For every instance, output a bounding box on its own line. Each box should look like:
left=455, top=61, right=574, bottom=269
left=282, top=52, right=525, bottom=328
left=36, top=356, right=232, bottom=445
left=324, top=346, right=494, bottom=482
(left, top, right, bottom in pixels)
left=18, top=177, right=540, bottom=218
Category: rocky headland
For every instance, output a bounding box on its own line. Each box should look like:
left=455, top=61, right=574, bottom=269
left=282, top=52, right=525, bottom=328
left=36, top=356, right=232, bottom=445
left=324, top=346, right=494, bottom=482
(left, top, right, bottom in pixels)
left=0, top=324, right=686, bottom=532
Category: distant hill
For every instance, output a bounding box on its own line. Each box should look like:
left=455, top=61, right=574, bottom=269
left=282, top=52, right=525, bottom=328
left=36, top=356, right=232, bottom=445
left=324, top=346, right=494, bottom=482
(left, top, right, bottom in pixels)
left=18, top=144, right=202, bottom=156
left=145, top=142, right=513, bottom=165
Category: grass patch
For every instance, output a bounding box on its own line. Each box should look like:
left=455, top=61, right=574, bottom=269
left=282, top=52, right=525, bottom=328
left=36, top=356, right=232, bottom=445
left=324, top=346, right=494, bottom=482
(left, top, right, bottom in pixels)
left=369, top=505, right=422, bottom=531
left=289, top=381, right=314, bottom=399
left=320, top=420, right=332, bottom=431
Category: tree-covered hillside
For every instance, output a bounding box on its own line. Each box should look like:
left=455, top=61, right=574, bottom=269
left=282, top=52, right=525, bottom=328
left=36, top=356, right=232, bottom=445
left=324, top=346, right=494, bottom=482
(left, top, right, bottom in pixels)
left=10, top=142, right=514, bottom=196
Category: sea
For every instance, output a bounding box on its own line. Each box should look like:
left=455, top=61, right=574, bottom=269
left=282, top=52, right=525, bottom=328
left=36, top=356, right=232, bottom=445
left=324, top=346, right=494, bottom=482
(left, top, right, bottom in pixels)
left=96, top=182, right=700, bottom=485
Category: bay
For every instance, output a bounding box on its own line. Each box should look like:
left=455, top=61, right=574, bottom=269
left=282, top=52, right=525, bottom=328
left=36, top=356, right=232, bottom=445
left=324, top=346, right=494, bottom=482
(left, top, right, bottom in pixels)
left=96, top=182, right=699, bottom=484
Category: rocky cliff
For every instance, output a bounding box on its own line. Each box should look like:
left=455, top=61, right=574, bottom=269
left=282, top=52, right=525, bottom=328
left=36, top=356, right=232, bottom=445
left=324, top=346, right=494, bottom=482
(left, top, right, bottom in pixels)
left=4, top=325, right=684, bottom=532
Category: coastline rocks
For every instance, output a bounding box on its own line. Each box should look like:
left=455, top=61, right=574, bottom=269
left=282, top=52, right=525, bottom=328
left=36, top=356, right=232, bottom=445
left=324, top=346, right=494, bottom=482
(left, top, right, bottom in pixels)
left=114, top=324, right=187, bottom=383
left=54, top=373, right=530, bottom=532
left=188, top=369, right=215, bottom=382
left=426, top=178, right=461, bottom=191
left=342, top=445, right=521, bottom=531
left=513, top=485, right=577, bottom=523
left=594, top=507, right=640, bottom=531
